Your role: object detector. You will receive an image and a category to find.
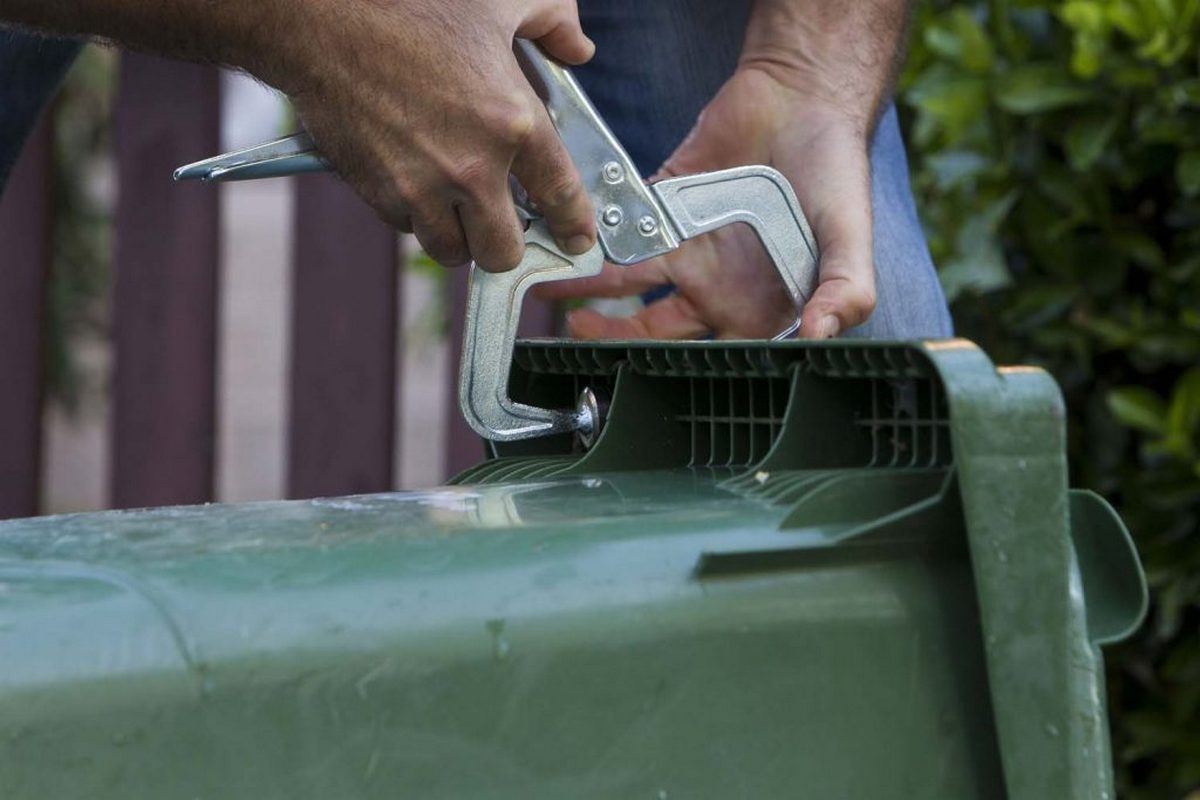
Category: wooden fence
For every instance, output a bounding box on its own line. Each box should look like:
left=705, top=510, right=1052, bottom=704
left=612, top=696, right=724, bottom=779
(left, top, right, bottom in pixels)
left=0, top=55, right=557, bottom=519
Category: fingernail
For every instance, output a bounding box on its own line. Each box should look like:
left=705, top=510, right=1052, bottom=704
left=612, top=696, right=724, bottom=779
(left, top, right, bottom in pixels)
left=561, top=234, right=594, bottom=255
left=816, top=316, right=840, bottom=339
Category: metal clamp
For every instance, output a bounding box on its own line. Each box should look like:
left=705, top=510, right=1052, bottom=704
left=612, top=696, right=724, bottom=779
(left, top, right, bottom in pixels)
left=172, top=41, right=821, bottom=445
left=458, top=164, right=818, bottom=443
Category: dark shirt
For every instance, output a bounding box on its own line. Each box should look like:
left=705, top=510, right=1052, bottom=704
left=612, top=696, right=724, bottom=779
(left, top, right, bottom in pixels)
left=0, top=29, right=82, bottom=188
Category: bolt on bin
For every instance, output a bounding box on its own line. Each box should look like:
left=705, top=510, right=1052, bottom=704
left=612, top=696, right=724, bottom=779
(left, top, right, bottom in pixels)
left=0, top=339, right=1146, bottom=799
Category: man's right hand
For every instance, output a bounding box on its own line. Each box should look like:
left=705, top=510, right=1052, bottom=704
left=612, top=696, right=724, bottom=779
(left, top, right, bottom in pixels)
left=0, top=0, right=596, bottom=270
left=266, top=0, right=597, bottom=271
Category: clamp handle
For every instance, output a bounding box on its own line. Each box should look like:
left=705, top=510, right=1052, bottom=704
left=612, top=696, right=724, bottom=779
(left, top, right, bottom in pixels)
left=173, top=132, right=326, bottom=183
left=514, top=40, right=677, bottom=265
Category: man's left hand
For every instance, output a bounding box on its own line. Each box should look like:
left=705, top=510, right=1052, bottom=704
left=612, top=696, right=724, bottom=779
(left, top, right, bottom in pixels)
left=537, top=66, right=878, bottom=340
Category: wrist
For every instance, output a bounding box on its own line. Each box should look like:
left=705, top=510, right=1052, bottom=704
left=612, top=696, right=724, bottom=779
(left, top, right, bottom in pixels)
left=732, top=62, right=875, bottom=143
left=740, top=0, right=907, bottom=136
left=213, top=0, right=327, bottom=96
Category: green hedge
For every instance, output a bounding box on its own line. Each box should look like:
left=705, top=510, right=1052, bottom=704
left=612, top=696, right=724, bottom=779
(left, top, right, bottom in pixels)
left=899, top=1, right=1200, bottom=796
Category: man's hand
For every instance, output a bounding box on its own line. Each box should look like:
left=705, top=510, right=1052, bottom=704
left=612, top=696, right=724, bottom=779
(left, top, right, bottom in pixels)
left=541, top=0, right=907, bottom=339
left=0, top=0, right=599, bottom=272
left=280, top=0, right=598, bottom=271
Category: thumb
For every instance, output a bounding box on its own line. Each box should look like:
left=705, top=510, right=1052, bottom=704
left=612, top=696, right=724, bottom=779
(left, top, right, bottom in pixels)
left=796, top=212, right=877, bottom=339
left=517, top=1, right=595, bottom=65
left=787, top=119, right=877, bottom=338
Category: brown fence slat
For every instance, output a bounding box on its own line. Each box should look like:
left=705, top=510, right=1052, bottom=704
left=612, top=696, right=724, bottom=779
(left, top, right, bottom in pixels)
left=287, top=174, right=398, bottom=499
left=442, top=266, right=560, bottom=480
left=111, top=55, right=220, bottom=508
left=0, top=122, right=53, bottom=519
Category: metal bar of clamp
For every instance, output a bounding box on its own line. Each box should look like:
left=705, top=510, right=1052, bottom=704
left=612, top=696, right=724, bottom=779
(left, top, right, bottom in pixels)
left=173, top=132, right=327, bottom=182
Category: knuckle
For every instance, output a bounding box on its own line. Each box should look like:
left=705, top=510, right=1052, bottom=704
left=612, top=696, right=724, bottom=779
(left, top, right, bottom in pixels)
left=366, top=169, right=416, bottom=211
left=855, top=284, right=878, bottom=320
left=491, top=236, right=525, bottom=271
left=372, top=206, right=409, bottom=232
left=419, top=230, right=468, bottom=266
left=475, top=220, right=525, bottom=271
left=446, top=157, right=492, bottom=198
left=535, top=168, right=583, bottom=211
left=486, top=94, right=538, bottom=149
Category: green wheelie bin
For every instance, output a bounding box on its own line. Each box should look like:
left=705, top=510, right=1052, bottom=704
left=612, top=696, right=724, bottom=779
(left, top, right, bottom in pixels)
left=0, top=340, right=1146, bottom=799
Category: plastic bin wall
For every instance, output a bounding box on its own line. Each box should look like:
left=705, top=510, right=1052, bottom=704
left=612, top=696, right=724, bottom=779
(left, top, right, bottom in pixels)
left=0, top=340, right=1146, bottom=799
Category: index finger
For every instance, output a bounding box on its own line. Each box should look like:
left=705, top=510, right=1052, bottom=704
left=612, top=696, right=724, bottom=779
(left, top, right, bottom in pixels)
left=510, top=111, right=597, bottom=257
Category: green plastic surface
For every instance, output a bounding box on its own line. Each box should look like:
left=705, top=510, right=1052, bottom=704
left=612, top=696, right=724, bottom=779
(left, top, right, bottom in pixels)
left=0, top=340, right=1145, bottom=799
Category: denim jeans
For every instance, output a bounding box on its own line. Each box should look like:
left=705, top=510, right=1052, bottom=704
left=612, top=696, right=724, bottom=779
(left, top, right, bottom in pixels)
left=575, top=0, right=953, bottom=339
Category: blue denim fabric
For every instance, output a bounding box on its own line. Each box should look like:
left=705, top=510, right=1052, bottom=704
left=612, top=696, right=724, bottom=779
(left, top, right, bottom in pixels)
left=575, top=0, right=953, bottom=338
left=0, top=30, right=81, bottom=187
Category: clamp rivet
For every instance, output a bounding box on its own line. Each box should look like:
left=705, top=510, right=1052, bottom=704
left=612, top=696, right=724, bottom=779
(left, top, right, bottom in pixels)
left=601, top=205, right=624, bottom=227
left=601, top=161, right=624, bottom=183
left=637, top=216, right=659, bottom=236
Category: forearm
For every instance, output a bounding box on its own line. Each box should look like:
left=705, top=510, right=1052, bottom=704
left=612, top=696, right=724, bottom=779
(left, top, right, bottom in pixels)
left=742, top=0, right=911, bottom=135
left=0, top=0, right=300, bottom=90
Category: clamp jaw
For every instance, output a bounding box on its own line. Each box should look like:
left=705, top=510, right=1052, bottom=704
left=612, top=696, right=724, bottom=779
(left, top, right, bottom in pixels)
left=175, top=41, right=820, bottom=445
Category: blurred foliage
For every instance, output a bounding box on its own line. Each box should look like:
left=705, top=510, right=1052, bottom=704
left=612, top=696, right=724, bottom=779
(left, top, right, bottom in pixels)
left=47, top=46, right=116, bottom=411
left=900, top=1, right=1200, bottom=796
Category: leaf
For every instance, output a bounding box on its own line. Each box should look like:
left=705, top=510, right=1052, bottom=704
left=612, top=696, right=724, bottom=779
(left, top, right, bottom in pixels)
left=1070, top=34, right=1106, bottom=79
left=1107, top=386, right=1169, bottom=435
left=1165, top=77, right=1200, bottom=109
left=1177, top=150, right=1200, bottom=195
left=1112, top=231, right=1166, bottom=271
left=953, top=8, right=995, bottom=73
left=938, top=191, right=1020, bottom=301
left=1037, top=169, right=1092, bottom=219
left=1060, top=0, right=1108, bottom=35
left=923, top=8, right=994, bottom=73
left=924, top=26, right=964, bottom=62
left=924, top=150, right=991, bottom=190
left=995, top=64, right=1096, bottom=113
left=1165, top=368, right=1200, bottom=447
left=1002, top=284, right=1078, bottom=330
left=939, top=239, right=1013, bottom=301
left=1065, top=114, right=1119, bottom=170
left=974, top=190, right=1020, bottom=233
left=908, top=67, right=990, bottom=142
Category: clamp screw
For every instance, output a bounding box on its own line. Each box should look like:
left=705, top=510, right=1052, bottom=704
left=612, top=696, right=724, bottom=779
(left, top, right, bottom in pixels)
left=601, top=161, right=624, bottom=184
left=575, top=387, right=609, bottom=450
left=637, top=216, right=659, bottom=236
left=601, top=205, right=624, bottom=227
